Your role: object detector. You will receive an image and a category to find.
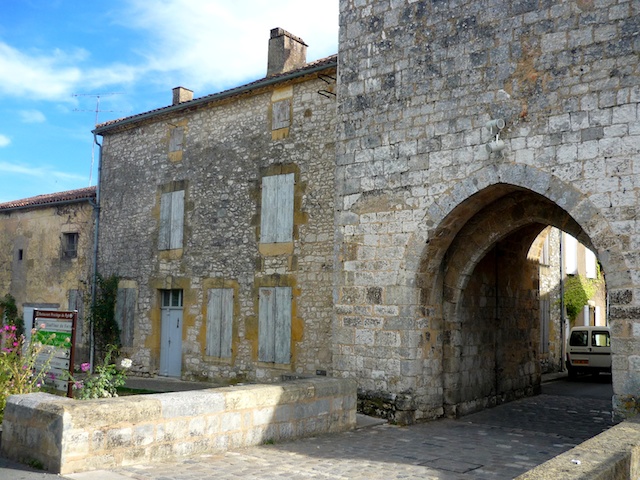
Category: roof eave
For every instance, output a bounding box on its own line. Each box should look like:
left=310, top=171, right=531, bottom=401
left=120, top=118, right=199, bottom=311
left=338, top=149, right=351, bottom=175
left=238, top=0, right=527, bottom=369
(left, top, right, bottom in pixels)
left=0, top=195, right=96, bottom=213
left=94, top=58, right=338, bottom=136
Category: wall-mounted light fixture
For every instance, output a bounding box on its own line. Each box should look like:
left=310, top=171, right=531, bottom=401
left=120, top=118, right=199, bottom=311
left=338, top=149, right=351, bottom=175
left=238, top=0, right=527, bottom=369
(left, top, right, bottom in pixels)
left=486, top=138, right=506, bottom=153
left=485, top=118, right=505, bottom=135
left=485, top=118, right=506, bottom=153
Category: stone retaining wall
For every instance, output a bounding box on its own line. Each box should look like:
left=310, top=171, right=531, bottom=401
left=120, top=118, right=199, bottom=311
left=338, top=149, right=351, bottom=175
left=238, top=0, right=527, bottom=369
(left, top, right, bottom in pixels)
left=0, top=378, right=356, bottom=474
left=516, top=417, right=640, bottom=479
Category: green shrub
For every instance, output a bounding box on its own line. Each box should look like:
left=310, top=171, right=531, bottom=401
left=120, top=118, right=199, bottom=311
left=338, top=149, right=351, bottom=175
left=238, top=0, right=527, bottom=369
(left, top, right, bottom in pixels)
left=69, top=345, right=131, bottom=399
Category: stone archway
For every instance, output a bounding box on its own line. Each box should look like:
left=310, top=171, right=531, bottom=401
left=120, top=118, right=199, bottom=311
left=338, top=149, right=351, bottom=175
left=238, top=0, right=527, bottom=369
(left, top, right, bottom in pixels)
left=412, top=165, right=631, bottom=417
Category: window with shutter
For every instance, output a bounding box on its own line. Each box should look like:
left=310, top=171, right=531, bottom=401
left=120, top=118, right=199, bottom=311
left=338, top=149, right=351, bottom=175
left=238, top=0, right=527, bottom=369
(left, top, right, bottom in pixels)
left=159, top=190, right=185, bottom=250
left=260, top=174, right=294, bottom=243
left=258, top=286, right=292, bottom=363
left=272, top=99, right=291, bottom=130
left=62, top=232, right=78, bottom=258
left=68, top=289, right=84, bottom=347
left=169, top=126, right=184, bottom=152
left=206, top=288, right=233, bottom=358
left=564, top=233, right=578, bottom=275
left=115, top=288, right=136, bottom=347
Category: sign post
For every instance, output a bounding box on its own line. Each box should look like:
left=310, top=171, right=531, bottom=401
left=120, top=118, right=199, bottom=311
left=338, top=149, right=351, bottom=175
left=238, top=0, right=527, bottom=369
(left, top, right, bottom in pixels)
left=32, top=310, right=77, bottom=397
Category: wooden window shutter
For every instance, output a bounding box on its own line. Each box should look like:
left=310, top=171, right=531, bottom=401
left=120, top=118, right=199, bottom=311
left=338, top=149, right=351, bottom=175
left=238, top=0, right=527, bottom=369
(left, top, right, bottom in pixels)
left=68, top=289, right=84, bottom=347
left=159, top=190, right=184, bottom=250
left=115, top=288, right=136, bottom=348
left=258, top=286, right=291, bottom=363
left=272, top=99, right=291, bottom=130
left=258, top=288, right=275, bottom=362
left=274, top=287, right=292, bottom=364
left=260, top=174, right=294, bottom=243
left=206, top=288, right=233, bottom=358
left=169, top=126, right=184, bottom=152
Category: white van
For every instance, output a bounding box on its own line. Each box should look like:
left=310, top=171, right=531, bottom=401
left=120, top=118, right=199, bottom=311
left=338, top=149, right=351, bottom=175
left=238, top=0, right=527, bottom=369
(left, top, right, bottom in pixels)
left=566, top=326, right=611, bottom=378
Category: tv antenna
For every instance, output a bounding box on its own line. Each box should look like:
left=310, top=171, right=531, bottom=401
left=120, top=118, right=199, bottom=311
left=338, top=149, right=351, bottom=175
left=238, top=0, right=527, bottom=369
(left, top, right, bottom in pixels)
left=72, top=93, right=127, bottom=186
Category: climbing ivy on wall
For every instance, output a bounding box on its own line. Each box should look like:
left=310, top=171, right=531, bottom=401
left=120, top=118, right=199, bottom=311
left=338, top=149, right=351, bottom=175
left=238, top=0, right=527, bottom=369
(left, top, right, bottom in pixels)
left=0, top=294, right=23, bottom=336
left=91, top=274, right=121, bottom=362
left=563, top=272, right=602, bottom=323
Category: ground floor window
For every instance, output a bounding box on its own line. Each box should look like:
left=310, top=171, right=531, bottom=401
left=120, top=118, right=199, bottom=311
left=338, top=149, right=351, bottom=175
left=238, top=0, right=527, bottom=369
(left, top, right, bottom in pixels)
left=206, top=288, right=233, bottom=358
left=258, top=286, right=291, bottom=364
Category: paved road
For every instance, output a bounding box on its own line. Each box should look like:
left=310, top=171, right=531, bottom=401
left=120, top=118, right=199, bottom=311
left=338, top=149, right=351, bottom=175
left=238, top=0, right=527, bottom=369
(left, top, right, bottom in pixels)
left=0, top=375, right=617, bottom=480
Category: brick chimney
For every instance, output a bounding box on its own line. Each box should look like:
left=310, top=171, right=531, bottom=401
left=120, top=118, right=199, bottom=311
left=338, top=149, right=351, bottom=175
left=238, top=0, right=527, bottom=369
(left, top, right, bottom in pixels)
left=172, top=87, right=193, bottom=105
left=267, top=28, right=308, bottom=77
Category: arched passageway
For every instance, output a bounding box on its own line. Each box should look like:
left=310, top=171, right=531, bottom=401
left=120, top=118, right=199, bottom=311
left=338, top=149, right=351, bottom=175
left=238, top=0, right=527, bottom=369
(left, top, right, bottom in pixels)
left=418, top=184, right=606, bottom=416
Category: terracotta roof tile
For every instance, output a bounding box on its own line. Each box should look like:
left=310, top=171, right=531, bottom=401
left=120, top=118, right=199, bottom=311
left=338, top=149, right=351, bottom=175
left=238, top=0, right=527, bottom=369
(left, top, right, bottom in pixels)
left=0, top=186, right=96, bottom=211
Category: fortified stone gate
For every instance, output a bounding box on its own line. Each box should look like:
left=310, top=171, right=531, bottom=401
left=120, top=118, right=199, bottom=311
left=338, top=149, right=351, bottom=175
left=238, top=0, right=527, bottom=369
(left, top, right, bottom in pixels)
left=334, top=0, right=639, bottom=422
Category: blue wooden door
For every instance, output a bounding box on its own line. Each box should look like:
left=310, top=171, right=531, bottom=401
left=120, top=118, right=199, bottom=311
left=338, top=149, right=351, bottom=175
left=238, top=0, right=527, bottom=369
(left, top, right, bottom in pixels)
left=160, top=308, right=182, bottom=376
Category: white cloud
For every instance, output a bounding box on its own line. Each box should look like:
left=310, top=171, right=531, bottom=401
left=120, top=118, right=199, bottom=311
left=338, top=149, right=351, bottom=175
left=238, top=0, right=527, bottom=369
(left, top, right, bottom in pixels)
left=0, top=161, right=86, bottom=182
left=0, top=42, right=141, bottom=101
left=0, top=42, right=82, bottom=100
left=0, top=135, right=10, bottom=147
left=0, top=1, right=338, bottom=104
left=117, top=0, right=339, bottom=91
left=18, top=109, right=46, bottom=123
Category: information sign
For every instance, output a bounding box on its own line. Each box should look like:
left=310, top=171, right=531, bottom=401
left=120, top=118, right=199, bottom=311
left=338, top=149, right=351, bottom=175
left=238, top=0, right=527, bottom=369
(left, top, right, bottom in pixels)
left=32, top=310, right=77, bottom=397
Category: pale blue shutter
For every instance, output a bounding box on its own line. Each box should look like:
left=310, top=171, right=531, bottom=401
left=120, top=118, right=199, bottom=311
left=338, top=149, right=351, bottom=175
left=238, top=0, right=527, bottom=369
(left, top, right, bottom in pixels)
left=170, top=190, right=184, bottom=249
left=159, top=192, right=172, bottom=250
left=169, top=126, right=184, bottom=152
left=274, top=287, right=292, bottom=364
left=206, top=288, right=233, bottom=358
left=260, top=174, right=294, bottom=243
left=258, top=287, right=291, bottom=363
left=272, top=100, right=291, bottom=130
left=159, top=190, right=184, bottom=250
left=115, top=288, right=136, bottom=347
left=258, top=288, right=275, bottom=362
left=277, top=174, right=294, bottom=242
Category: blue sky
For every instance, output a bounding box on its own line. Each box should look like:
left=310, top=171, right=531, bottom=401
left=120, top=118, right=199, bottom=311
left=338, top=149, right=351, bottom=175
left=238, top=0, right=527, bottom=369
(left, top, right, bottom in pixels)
left=0, top=1, right=339, bottom=203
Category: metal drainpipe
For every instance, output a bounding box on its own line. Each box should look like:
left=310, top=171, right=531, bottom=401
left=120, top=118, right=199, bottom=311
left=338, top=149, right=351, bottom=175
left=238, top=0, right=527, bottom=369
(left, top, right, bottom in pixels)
left=89, top=132, right=102, bottom=373
left=559, top=232, right=565, bottom=371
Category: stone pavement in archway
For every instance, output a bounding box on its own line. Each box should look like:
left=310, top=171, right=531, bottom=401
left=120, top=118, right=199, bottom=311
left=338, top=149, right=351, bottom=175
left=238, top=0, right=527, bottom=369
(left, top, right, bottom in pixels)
left=55, top=379, right=616, bottom=480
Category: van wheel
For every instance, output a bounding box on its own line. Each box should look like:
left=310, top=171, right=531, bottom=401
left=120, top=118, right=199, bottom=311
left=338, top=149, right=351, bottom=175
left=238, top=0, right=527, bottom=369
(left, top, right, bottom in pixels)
left=567, top=366, right=577, bottom=380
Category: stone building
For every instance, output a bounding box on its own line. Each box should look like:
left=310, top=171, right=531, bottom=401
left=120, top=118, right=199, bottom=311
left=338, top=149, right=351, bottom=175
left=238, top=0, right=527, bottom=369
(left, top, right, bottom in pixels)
left=534, top=227, right=606, bottom=374
left=92, top=0, right=640, bottom=422
left=94, top=29, right=338, bottom=382
left=0, top=187, right=96, bottom=360
left=334, top=0, right=639, bottom=421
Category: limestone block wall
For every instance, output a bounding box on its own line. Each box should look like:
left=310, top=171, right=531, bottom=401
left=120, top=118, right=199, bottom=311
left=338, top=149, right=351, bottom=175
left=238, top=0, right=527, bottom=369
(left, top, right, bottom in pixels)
left=335, top=0, right=640, bottom=420
left=98, top=69, right=337, bottom=382
left=0, top=378, right=356, bottom=474
left=516, top=417, right=640, bottom=479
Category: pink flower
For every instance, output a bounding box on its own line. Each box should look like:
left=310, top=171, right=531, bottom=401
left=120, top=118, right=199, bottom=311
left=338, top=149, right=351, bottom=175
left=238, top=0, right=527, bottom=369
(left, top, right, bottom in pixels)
left=81, top=363, right=91, bottom=372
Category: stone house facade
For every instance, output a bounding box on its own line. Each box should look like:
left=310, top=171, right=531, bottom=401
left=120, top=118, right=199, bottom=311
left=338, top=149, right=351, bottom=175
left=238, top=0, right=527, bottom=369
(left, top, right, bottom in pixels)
left=95, top=29, right=337, bottom=382
left=0, top=187, right=96, bottom=360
